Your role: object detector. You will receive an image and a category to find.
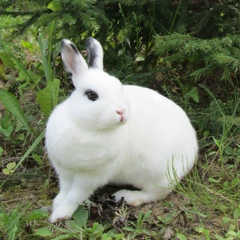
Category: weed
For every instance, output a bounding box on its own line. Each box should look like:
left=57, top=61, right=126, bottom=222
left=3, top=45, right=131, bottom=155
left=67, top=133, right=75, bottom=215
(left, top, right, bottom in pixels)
left=0, top=204, right=48, bottom=240
left=123, top=210, right=153, bottom=238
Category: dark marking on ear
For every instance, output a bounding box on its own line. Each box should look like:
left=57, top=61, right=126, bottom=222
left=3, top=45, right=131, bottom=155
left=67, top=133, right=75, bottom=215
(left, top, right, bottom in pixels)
left=61, top=40, right=65, bottom=48
left=85, top=37, right=92, bottom=47
left=86, top=37, right=98, bottom=68
left=70, top=43, right=79, bottom=54
left=61, top=40, right=79, bottom=55
left=88, top=51, right=97, bottom=68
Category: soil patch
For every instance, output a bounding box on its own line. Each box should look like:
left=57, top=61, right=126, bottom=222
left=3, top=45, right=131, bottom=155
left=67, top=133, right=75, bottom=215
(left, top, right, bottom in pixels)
left=0, top=167, right=228, bottom=239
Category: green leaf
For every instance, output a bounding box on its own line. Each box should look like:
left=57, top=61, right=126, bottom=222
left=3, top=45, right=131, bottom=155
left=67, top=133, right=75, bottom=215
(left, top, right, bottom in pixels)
left=47, top=1, right=62, bottom=12
left=218, top=116, right=240, bottom=126
left=0, top=126, right=13, bottom=137
left=101, top=235, right=112, bottom=240
left=2, top=168, right=10, bottom=175
left=51, top=234, right=73, bottom=240
left=0, top=147, right=3, bottom=156
left=34, top=227, right=52, bottom=237
left=21, top=40, right=33, bottom=50
left=28, top=209, right=48, bottom=221
left=32, top=154, right=43, bottom=166
left=222, top=217, right=231, bottom=225
left=10, top=56, right=33, bottom=84
left=36, top=79, right=60, bottom=116
left=72, top=205, right=89, bottom=228
left=7, top=162, right=16, bottom=170
left=226, top=231, right=238, bottom=237
left=17, top=133, right=25, bottom=140
left=0, top=89, right=31, bottom=132
left=233, top=208, right=240, bottom=220
left=9, top=225, right=18, bottom=240
left=47, top=21, right=57, bottom=65
left=122, top=226, right=135, bottom=231
left=38, top=36, right=54, bottom=83
left=186, top=87, right=199, bottom=103
left=0, top=59, right=5, bottom=77
left=176, top=233, right=187, bottom=240
left=1, top=111, right=10, bottom=129
left=0, top=52, right=15, bottom=68
left=214, top=234, right=224, bottom=240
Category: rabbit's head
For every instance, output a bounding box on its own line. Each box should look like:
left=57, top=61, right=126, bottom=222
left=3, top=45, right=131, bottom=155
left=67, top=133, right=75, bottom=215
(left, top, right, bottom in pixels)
left=61, top=38, right=130, bottom=130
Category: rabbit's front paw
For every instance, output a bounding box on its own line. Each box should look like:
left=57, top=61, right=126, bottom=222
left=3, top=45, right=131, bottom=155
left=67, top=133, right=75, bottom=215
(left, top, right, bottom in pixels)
left=113, top=190, right=144, bottom=206
left=52, top=192, right=68, bottom=211
left=49, top=202, right=78, bottom=223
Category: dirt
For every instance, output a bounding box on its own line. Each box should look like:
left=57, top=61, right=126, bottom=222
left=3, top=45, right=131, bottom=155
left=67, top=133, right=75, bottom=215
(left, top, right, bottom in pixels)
left=0, top=162, right=230, bottom=239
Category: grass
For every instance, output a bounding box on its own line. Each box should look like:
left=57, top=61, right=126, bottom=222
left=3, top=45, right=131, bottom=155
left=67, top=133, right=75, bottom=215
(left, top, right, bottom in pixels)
left=0, top=17, right=240, bottom=240
left=1, top=83, right=239, bottom=239
left=1, top=162, right=239, bottom=239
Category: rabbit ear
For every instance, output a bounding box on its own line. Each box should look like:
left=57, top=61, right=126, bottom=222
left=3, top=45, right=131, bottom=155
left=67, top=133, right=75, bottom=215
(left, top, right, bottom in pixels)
left=61, top=39, right=88, bottom=78
left=85, top=37, right=104, bottom=70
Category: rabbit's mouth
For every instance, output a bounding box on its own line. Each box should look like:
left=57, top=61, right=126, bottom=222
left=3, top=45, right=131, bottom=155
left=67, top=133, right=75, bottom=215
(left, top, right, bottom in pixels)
left=116, top=108, right=128, bottom=124
left=120, top=115, right=124, bottom=122
left=118, top=115, right=128, bottom=125
left=118, top=113, right=125, bottom=123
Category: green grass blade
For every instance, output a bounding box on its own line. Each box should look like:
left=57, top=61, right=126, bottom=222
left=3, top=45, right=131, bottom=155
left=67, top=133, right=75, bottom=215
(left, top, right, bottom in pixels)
left=14, top=130, right=45, bottom=172
left=0, top=130, right=45, bottom=187
left=38, top=36, right=53, bottom=83
left=47, top=20, right=56, bottom=64
left=0, top=89, right=31, bottom=133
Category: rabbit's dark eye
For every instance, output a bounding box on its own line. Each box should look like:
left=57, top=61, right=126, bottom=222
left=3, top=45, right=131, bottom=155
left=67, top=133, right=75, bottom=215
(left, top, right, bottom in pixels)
left=85, top=89, right=98, bottom=101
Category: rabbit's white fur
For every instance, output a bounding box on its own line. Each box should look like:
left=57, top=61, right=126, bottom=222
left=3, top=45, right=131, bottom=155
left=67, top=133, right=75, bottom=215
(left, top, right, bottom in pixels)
left=46, top=37, right=198, bottom=223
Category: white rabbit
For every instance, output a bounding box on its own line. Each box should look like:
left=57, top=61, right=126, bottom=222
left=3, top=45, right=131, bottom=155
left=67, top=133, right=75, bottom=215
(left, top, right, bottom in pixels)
left=45, top=37, right=198, bottom=223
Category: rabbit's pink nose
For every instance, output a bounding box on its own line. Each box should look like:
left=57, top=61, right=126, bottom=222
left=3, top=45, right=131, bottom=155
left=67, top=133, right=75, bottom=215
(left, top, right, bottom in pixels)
left=116, top=110, right=124, bottom=116
left=116, top=109, right=125, bottom=122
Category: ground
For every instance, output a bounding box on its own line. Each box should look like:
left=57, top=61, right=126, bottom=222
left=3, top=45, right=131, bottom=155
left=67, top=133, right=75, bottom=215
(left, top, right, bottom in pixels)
left=0, top=158, right=235, bottom=239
